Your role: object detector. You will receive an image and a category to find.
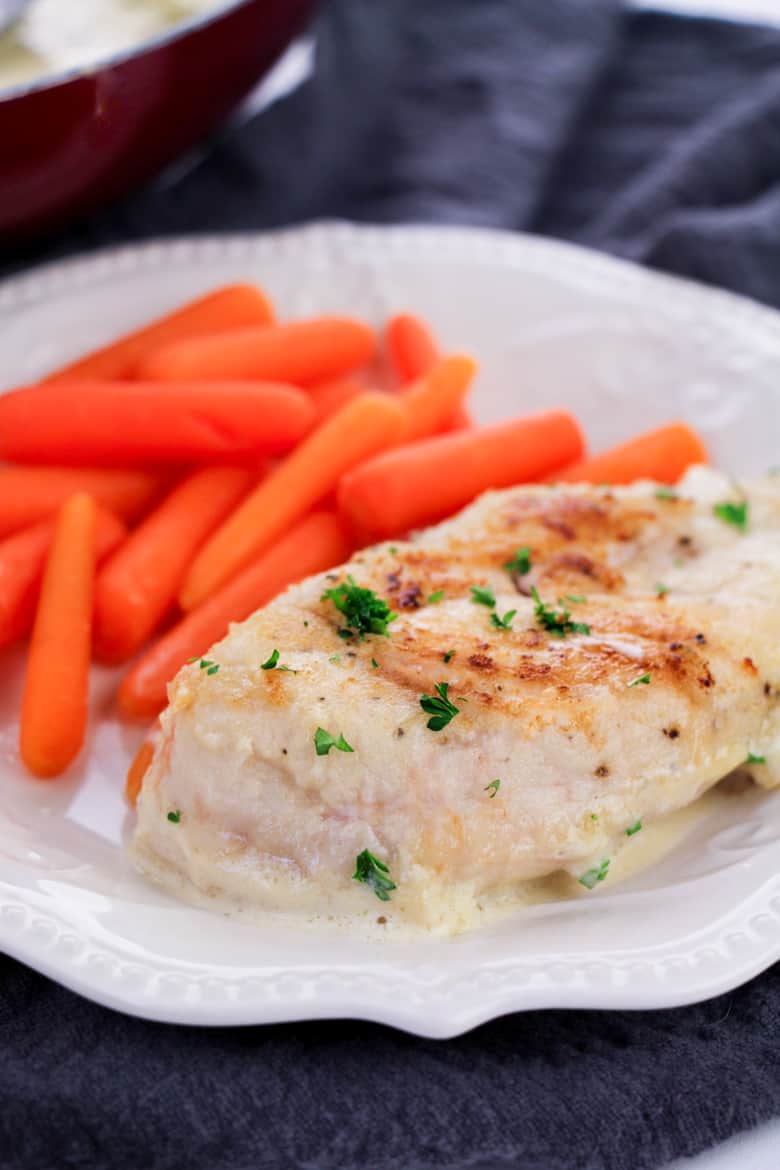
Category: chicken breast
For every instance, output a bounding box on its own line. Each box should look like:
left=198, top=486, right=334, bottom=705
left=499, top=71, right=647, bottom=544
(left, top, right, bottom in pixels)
left=130, top=467, right=780, bottom=931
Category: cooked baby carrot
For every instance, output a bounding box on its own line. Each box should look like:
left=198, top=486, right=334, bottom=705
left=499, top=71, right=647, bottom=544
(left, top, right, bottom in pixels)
left=387, top=317, right=473, bottom=434
left=19, top=493, right=97, bottom=778
left=338, top=410, right=585, bottom=540
left=139, top=317, right=376, bottom=386
left=398, top=355, right=476, bottom=443
left=386, top=313, right=439, bottom=383
left=0, top=508, right=125, bottom=649
left=441, top=405, right=474, bottom=433
left=307, top=378, right=367, bottom=422
left=119, top=512, right=350, bottom=719
left=0, top=381, right=314, bottom=465
left=46, top=284, right=275, bottom=383
left=93, top=467, right=255, bottom=663
left=553, top=422, right=708, bottom=485
left=180, top=393, right=405, bottom=609
left=0, top=466, right=164, bottom=539
left=125, top=739, right=155, bottom=806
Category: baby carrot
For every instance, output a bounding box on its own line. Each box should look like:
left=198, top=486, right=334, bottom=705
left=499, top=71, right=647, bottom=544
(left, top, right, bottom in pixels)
left=19, top=493, right=97, bottom=778
left=554, top=422, right=708, bottom=485
left=119, top=512, right=350, bottom=719
left=398, top=355, right=476, bottom=443
left=179, top=393, right=405, bottom=609
left=386, top=313, right=439, bottom=383
left=0, top=381, right=314, bottom=465
left=387, top=316, right=474, bottom=434
left=139, top=317, right=376, bottom=386
left=307, top=378, right=367, bottom=422
left=46, top=284, right=275, bottom=383
left=125, top=739, right=155, bottom=806
left=0, top=508, right=126, bottom=649
left=0, top=467, right=164, bottom=539
left=338, top=410, right=585, bottom=540
left=441, top=405, right=474, bottom=432
left=93, top=467, right=256, bottom=663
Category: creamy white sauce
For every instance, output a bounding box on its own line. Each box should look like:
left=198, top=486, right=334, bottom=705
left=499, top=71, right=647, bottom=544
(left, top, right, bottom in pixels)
left=132, top=778, right=750, bottom=941
left=469, top=781, right=742, bottom=929
left=0, top=0, right=223, bottom=90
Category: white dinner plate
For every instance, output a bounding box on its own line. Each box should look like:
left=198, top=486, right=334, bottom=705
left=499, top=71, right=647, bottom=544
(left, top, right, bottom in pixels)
left=1, top=223, right=780, bottom=1038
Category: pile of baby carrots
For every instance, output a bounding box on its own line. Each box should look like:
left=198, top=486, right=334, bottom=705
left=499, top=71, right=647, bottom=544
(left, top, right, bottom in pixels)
left=0, top=281, right=709, bottom=780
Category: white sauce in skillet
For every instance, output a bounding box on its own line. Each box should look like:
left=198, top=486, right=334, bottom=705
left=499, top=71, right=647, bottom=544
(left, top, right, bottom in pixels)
left=0, top=0, right=224, bottom=91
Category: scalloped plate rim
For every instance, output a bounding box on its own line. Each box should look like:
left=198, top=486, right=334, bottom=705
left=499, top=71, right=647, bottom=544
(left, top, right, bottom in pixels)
left=2, top=222, right=780, bottom=1037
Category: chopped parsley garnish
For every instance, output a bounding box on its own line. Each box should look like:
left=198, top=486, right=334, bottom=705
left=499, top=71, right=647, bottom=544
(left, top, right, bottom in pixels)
left=353, top=849, right=396, bottom=902
left=503, top=547, right=532, bottom=576
left=314, top=728, right=355, bottom=756
left=655, top=487, right=678, bottom=501
left=167, top=809, right=181, bottom=824
left=579, top=859, right=610, bottom=889
left=443, top=650, right=455, bottom=664
left=491, top=609, right=517, bottom=630
left=746, top=752, right=766, bottom=765
left=484, top=778, right=501, bottom=798
left=627, top=673, right=651, bottom=688
left=261, top=648, right=296, bottom=673
left=655, top=582, right=670, bottom=597
left=420, top=682, right=460, bottom=731
left=626, top=820, right=642, bottom=836
left=531, top=587, right=590, bottom=638
left=565, top=594, right=586, bottom=604
left=371, top=657, right=379, bottom=669
left=189, top=657, right=219, bottom=675
left=322, top=575, right=397, bottom=639
left=590, top=813, right=598, bottom=822
left=388, top=546, right=398, bottom=555
left=329, top=654, right=341, bottom=664
left=713, top=500, right=748, bottom=532
left=470, top=585, right=496, bottom=608
left=428, top=590, right=445, bottom=604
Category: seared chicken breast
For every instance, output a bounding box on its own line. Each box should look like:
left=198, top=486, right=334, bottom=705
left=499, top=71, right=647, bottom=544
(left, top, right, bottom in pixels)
left=131, top=468, right=780, bottom=931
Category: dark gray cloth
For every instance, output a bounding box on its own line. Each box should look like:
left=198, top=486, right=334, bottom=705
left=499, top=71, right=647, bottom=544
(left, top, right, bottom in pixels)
left=3, top=3, right=780, bottom=1169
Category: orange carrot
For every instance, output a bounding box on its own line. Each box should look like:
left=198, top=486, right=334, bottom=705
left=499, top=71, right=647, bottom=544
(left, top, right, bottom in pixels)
left=19, top=493, right=97, bottom=778
left=553, top=422, right=708, bottom=485
left=0, top=466, right=164, bottom=539
left=0, top=381, right=314, bottom=465
left=46, top=284, right=275, bottom=383
left=398, top=355, right=476, bottom=443
left=179, top=393, right=405, bottom=609
left=338, top=411, right=585, bottom=540
left=139, top=317, right=376, bottom=386
left=0, top=508, right=125, bottom=650
left=93, top=467, right=256, bottom=663
left=386, top=316, right=473, bottom=434
left=386, top=313, right=439, bottom=383
left=307, top=378, right=367, bottom=422
left=120, top=512, right=350, bottom=719
left=125, top=739, right=155, bottom=806
left=441, top=405, right=475, bottom=433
